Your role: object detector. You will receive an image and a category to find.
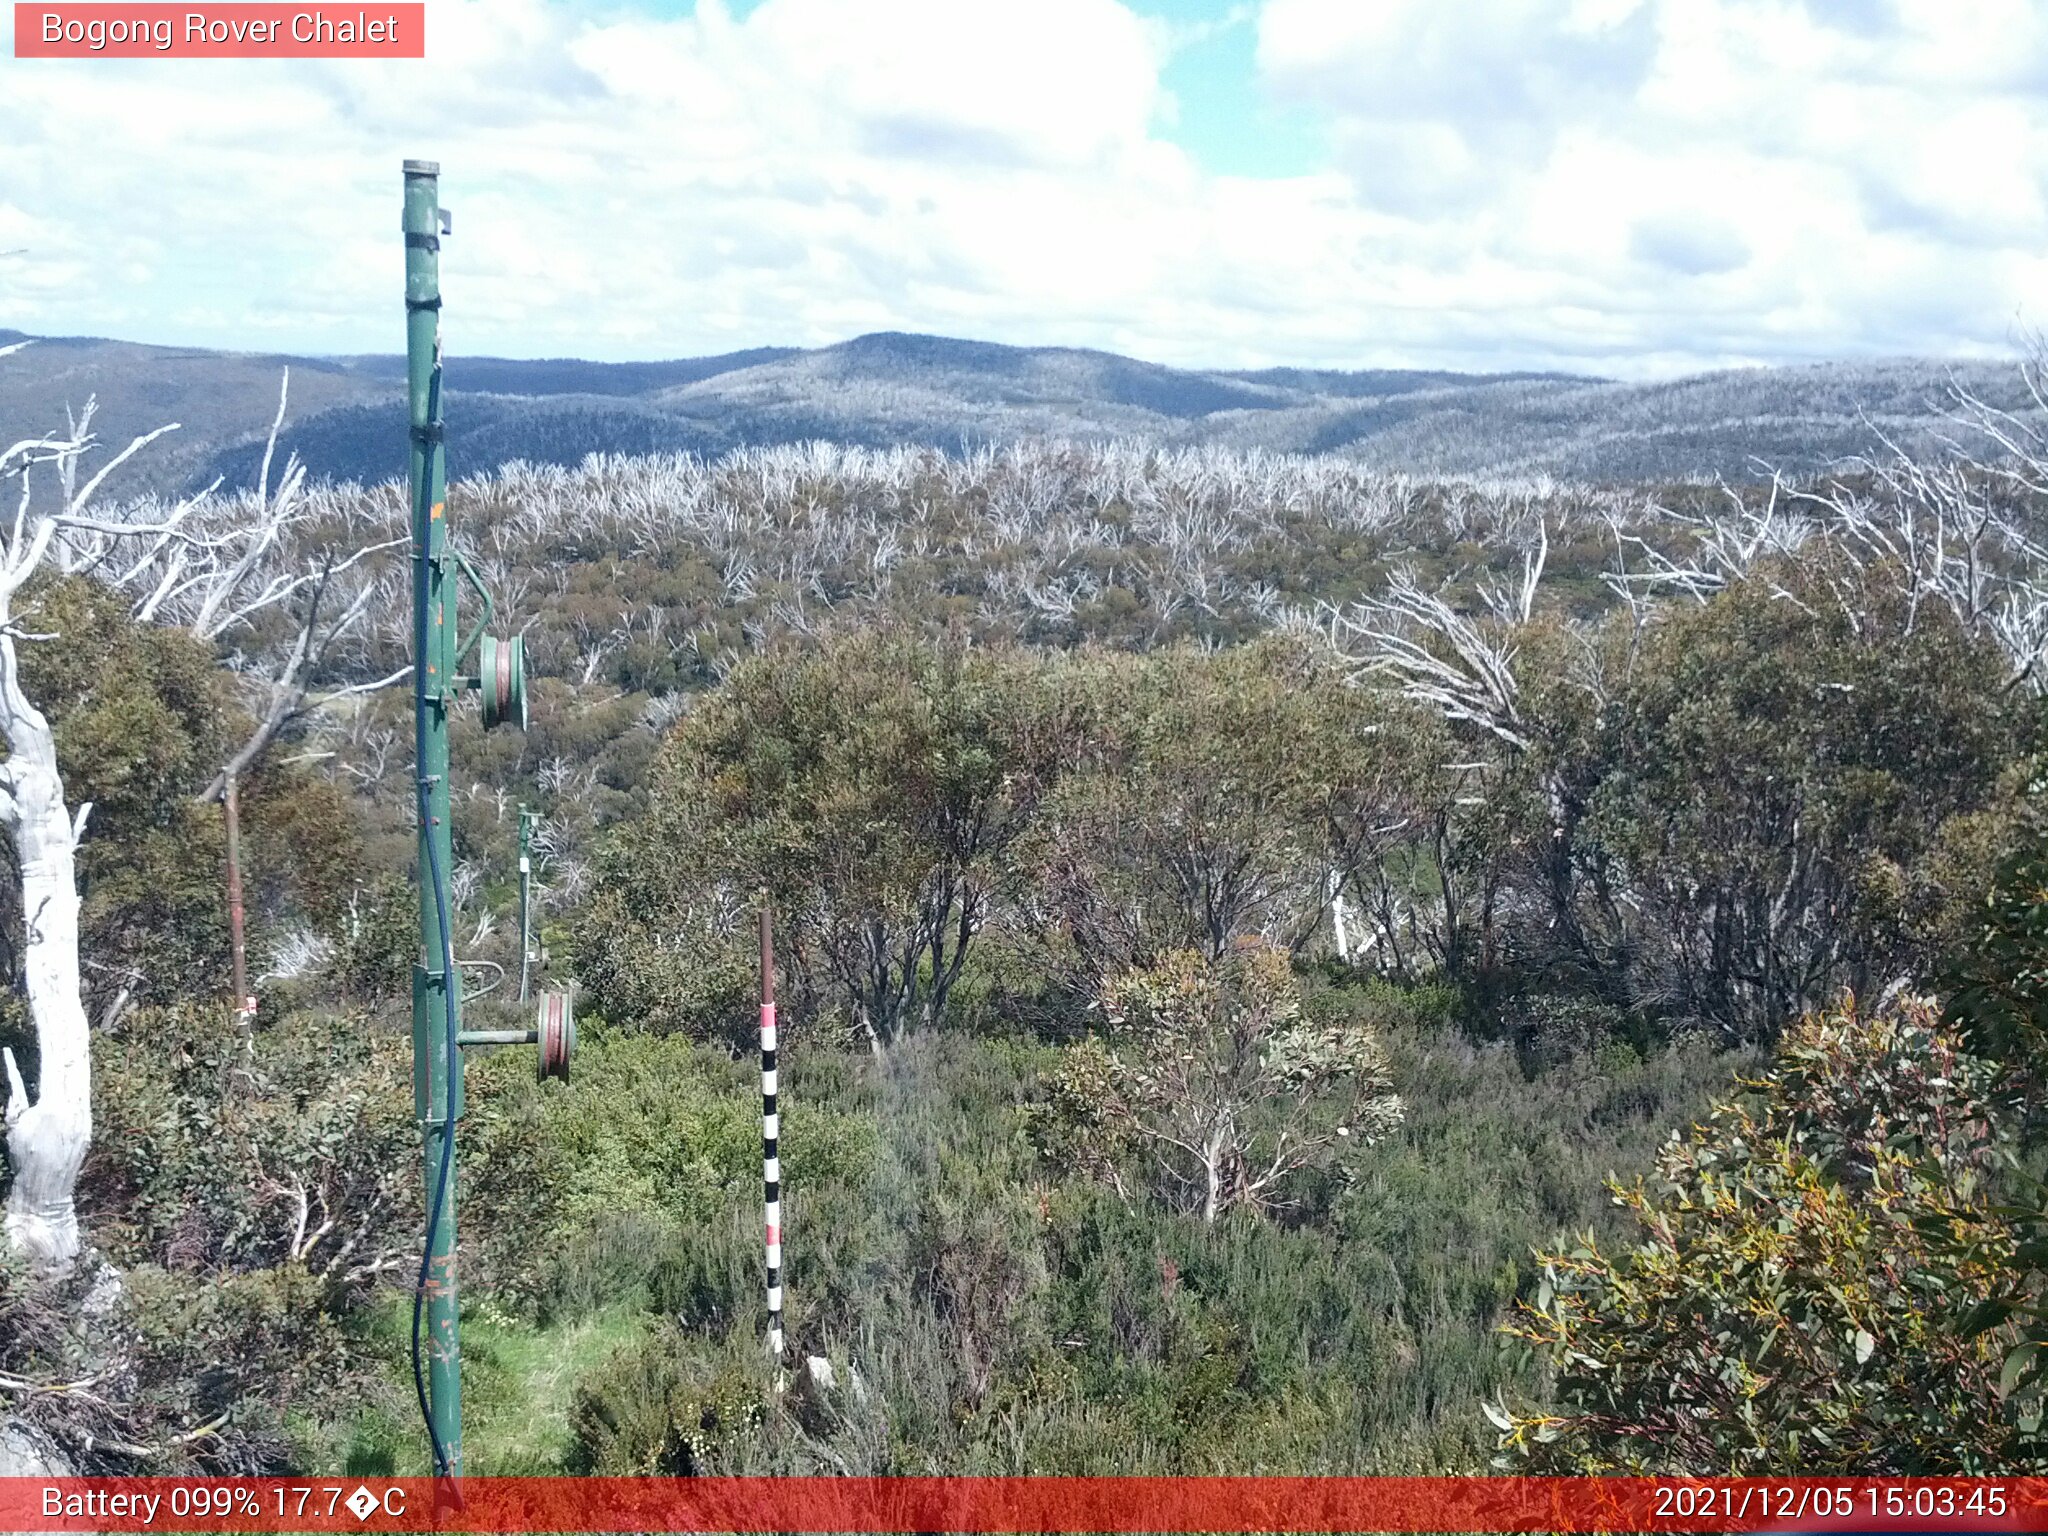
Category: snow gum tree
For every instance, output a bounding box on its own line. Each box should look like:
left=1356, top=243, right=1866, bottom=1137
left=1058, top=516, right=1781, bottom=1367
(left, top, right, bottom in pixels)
left=1038, top=939, right=1405, bottom=1223
left=0, top=403, right=177, bottom=1273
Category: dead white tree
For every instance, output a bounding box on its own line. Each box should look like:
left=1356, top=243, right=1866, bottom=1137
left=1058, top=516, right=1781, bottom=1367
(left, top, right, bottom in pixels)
left=1321, top=538, right=1543, bottom=756
left=93, top=375, right=410, bottom=791
left=0, top=401, right=184, bottom=1273
left=61, top=373, right=407, bottom=1027
left=1605, top=394, right=2048, bottom=690
left=0, top=367, right=412, bottom=1265
left=1317, top=527, right=1619, bottom=984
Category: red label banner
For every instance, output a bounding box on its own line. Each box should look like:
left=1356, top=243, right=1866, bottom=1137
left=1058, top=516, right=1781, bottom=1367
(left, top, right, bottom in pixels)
left=13, top=5, right=425, bottom=57
left=2, top=1477, right=2045, bottom=1533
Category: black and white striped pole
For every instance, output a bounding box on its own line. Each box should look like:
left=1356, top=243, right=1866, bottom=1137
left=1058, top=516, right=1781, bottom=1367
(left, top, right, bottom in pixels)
left=761, top=901, right=784, bottom=1364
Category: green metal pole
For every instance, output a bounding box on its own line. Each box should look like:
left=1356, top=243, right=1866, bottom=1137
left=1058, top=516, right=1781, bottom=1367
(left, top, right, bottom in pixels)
left=404, top=157, right=462, bottom=1476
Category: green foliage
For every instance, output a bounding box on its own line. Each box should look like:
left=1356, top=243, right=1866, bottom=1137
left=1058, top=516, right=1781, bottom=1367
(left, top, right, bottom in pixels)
left=1490, top=997, right=2040, bottom=1472
left=463, top=1030, right=876, bottom=1322
left=354, top=981, right=1732, bottom=1478
left=1502, top=993, right=1638, bottom=1075
left=587, top=634, right=1449, bottom=1050
left=452, top=1305, right=650, bottom=1475
left=328, top=875, right=417, bottom=1007
left=118, top=1261, right=356, bottom=1471
left=0, top=574, right=370, bottom=1038
left=1945, top=768, right=2048, bottom=1084
left=0, top=1003, right=421, bottom=1472
left=882, top=998, right=1731, bottom=1472
left=583, top=629, right=1064, bottom=1048
left=568, top=1326, right=767, bottom=1474
left=21, top=436, right=2040, bottom=1479
left=1936, top=774, right=2048, bottom=1419
left=1037, top=941, right=1403, bottom=1222
left=1017, top=640, right=1366, bottom=985
left=237, top=770, right=365, bottom=933
left=84, top=1004, right=417, bottom=1293
left=1558, top=565, right=2023, bottom=1037
left=0, top=575, right=235, bottom=1020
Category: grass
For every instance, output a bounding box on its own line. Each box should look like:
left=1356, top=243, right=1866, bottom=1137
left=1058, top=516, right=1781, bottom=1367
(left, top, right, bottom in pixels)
left=462, top=1304, right=649, bottom=1473
left=323, top=1297, right=648, bottom=1476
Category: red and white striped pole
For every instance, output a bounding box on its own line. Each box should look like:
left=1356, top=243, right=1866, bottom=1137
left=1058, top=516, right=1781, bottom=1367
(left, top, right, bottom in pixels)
left=761, top=902, right=783, bottom=1362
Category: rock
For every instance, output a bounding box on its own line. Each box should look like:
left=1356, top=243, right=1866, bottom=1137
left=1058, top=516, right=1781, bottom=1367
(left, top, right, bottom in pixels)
left=0, top=1418, right=72, bottom=1476
left=79, top=1258, right=122, bottom=1321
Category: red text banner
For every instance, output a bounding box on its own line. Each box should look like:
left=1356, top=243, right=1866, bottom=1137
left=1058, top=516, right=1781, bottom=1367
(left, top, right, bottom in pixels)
left=2, top=1477, right=2045, bottom=1533
left=14, top=5, right=425, bottom=57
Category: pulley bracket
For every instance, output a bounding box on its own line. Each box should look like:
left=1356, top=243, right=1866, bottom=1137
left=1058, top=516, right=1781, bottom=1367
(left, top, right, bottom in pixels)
left=453, top=990, right=575, bottom=1084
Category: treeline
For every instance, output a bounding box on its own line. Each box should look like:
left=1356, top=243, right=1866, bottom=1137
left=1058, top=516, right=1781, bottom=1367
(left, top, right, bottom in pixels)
left=146, top=340, right=2048, bottom=495
left=584, top=561, right=2025, bottom=1059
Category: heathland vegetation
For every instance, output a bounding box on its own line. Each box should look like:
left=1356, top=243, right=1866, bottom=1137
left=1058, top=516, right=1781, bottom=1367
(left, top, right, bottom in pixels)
left=2, top=360, right=2048, bottom=1473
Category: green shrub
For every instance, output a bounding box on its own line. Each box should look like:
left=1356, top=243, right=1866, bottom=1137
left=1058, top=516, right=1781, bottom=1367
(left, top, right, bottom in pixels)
left=330, top=875, right=416, bottom=1007
left=568, top=1327, right=766, bottom=1474
left=1489, top=998, right=2040, bottom=1472
left=463, top=1031, right=876, bottom=1322
left=85, top=1004, right=416, bottom=1294
left=1035, top=943, right=1403, bottom=1222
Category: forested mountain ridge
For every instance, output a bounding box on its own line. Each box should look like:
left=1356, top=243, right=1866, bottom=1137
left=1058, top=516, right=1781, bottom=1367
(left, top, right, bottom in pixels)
left=0, top=326, right=2030, bottom=497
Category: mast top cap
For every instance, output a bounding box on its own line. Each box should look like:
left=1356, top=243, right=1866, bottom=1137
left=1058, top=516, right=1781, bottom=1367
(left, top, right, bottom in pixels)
left=403, top=159, right=440, bottom=176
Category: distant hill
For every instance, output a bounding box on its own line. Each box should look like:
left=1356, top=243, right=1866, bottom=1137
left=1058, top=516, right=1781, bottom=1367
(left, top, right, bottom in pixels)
left=0, top=327, right=2032, bottom=499
left=0, top=333, right=388, bottom=496
left=328, top=346, right=800, bottom=398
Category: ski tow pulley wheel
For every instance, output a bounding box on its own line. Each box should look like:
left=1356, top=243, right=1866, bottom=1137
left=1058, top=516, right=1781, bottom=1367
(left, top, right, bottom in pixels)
left=478, top=633, right=528, bottom=731
left=537, top=989, right=575, bottom=1082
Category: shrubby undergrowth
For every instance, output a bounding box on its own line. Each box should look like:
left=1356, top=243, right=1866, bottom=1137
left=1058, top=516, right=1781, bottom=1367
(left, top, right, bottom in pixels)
left=4, top=422, right=2048, bottom=1470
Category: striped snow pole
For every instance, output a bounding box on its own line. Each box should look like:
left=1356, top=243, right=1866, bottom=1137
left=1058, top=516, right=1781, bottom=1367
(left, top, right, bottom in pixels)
left=761, top=903, right=783, bottom=1361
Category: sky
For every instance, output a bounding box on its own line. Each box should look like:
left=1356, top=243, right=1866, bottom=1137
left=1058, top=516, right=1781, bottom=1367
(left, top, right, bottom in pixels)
left=1, top=0, right=2044, bottom=378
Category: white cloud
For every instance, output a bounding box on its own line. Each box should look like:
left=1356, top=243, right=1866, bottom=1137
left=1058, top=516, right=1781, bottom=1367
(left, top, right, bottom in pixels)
left=1258, top=0, right=1659, bottom=199
left=0, top=0, right=2041, bottom=378
left=1630, top=213, right=1750, bottom=277
left=1247, top=0, right=2048, bottom=370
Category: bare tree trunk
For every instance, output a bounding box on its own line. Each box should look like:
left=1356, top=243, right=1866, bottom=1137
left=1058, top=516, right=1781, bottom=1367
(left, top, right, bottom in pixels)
left=1200, top=1132, right=1224, bottom=1224
left=224, top=772, right=252, bottom=1036
left=0, top=399, right=292, bottom=1276
left=0, top=633, right=91, bottom=1275
left=0, top=398, right=184, bottom=1276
